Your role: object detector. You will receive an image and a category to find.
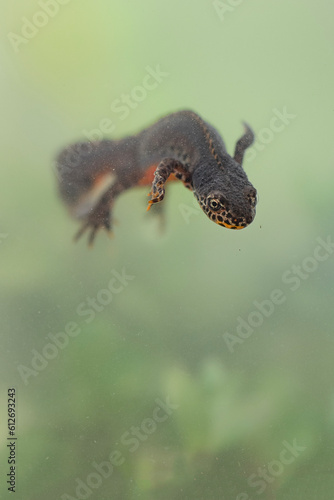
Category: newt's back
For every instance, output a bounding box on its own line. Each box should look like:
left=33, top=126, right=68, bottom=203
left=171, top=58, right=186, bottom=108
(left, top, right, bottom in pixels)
left=137, top=110, right=227, bottom=174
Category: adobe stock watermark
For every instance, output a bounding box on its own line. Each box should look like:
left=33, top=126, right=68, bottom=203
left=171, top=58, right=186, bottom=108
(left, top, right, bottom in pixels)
left=60, top=396, right=179, bottom=500
left=246, top=107, right=296, bottom=162
left=17, top=268, right=135, bottom=385
left=178, top=196, right=202, bottom=225
left=236, top=439, right=306, bottom=499
left=8, top=0, right=72, bottom=53
left=82, top=65, right=169, bottom=139
left=213, top=0, right=245, bottom=22
left=223, top=236, right=334, bottom=352
left=55, top=64, right=169, bottom=183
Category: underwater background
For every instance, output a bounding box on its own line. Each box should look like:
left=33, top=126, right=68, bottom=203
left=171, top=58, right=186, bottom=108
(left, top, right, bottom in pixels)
left=1, top=1, right=334, bottom=499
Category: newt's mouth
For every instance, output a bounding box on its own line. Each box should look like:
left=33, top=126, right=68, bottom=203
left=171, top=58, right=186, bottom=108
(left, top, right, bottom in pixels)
left=214, top=208, right=256, bottom=230
left=217, top=221, right=246, bottom=230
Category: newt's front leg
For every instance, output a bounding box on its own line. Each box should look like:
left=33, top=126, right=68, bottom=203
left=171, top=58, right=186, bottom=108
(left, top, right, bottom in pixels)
left=147, top=158, right=192, bottom=211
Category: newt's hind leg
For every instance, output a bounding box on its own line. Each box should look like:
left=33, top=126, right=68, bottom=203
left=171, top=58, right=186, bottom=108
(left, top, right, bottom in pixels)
left=234, top=122, right=255, bottom=165
left=147, top=158, right=192, bottom=211
left=74, top=182, right=124, bottom=246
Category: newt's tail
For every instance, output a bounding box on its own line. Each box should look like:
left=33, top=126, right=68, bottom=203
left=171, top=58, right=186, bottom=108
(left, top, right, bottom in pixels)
left=55, top=139, right=116, bottom=209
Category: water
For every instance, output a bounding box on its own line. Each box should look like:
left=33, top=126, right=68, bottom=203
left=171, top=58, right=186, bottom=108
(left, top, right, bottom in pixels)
left=1, top=1, right=334, bottom=499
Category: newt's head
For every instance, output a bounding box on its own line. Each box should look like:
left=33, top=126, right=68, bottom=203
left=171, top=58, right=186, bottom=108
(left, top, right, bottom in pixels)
left=192, top=160, right=257, bottom=230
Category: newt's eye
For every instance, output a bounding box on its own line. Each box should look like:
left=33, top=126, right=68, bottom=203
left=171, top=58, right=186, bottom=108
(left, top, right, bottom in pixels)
left=208, top=198, right=222, bottom=211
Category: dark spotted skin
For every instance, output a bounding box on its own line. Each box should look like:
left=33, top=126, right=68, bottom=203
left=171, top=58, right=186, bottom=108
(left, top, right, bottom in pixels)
left=56, top=110, right=257, bottom=243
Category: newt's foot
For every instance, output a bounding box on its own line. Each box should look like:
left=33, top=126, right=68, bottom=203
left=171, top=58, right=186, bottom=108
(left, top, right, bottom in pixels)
left=74, top=200, right=112, bottom=246
left=147, top=181, right=165, bottom=211
left=146, top=158, right=186, bottom=212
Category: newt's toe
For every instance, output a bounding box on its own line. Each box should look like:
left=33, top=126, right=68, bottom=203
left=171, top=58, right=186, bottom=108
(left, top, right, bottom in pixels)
left=147, top=200, right=154, bottom=211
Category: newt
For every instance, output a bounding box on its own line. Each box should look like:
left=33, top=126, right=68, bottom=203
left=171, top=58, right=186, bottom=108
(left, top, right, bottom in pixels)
left=56, top=110, right=257, bottom=244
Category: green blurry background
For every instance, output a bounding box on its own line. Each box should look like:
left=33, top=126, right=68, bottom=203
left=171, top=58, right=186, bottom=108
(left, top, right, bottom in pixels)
left=1, top=1, right=334, bottom=499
